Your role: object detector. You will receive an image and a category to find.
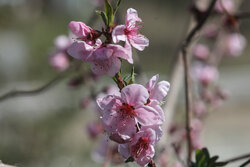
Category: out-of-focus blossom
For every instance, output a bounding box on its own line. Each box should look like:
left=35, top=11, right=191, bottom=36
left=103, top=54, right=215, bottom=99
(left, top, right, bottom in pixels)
left=193, top=100, right=207, bottom=117
left=87, top=122, right=103, bottom=139
left=91, top=136, right=109, bottom=163
left=112, top=8, right=149, bottom=53
left=168, top=124, right=186, bottom=145
left=190, top=119, right=203, bottom=149
left=49, top=52, right=69, bottom=71
left=97, top=84, right=164, bottom=143
left=80, top=97, right=92, bottom=109
left=193, top=64, right=219, bottom=85
left=118, top=128, right=156, bottom=167
left=54, top=35, right=72, bottom=50
left=145, top=74, right=170, bottom=102
left=49, top=35, right=72, bottom=71
left=192, top=44, right=210, bottom=60
left=203, top=24, right=218, bottom=39
left=225, top=33, right=247, bottom=57
left=215, top=0, right=235, bottom=14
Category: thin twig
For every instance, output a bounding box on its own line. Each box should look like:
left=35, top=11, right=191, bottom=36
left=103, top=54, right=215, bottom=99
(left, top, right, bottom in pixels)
left=180, top=0, right=217, bottom=165
left=224, top=153, right=250, bottom=164
left=172, top=143, right=186, bottom=166
left=239, top=158, right=250, bottom=167
left=0, top=71, right=68, bottom=103
left=0, top=8, right=99, bottom=103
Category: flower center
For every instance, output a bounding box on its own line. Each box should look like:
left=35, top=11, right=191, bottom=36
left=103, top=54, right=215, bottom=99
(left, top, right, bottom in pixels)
left=119, top=103, right=136, bottom=117
left=131, top=137, right=149, bottom=158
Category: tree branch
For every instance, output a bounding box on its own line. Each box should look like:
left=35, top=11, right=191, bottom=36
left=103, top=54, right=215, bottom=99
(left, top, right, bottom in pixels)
left=0, top=8, right=99, bottom=103
left=239, top=158, right=250, bottom=167
left=0, top=71, right=68, bottom=103
left=180, top=0, right=217, bottom=165
left=224, top=153, right=250, bottom=164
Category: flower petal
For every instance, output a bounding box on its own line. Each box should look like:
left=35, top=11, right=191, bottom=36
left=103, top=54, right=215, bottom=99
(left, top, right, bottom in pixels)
left=118, top=143, right=130, bottom=159
left=121, top=84, right=149, bottom=108
left=91, top=47, right=114, bottom=75
left=134, top=105, right=163, bottom=126
left=129, top=34, right=149, bottom=51
left=150, top=81, right=170, bottom=101
left=145, top=74, right=159, bottom=92
left=67, top=41, right=93, bottom=61
left=112, top=25, right=127, bottom=43
left=107, top=57, right=121, bottom=77
left=126, top=8, right=142, bottom=29
left=68, top=21, right=91, bottom=37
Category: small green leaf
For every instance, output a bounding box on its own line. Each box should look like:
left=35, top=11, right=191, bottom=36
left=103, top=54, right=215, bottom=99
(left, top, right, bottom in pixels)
left=96, top=10, right=108, bottom=26
left=114, top=0, right=122, bottom=14
left=105, top=0, right=114, bottom=26
left=125, top=156, right=134, bottom=163
left=215, top=162, right=228, bottom=167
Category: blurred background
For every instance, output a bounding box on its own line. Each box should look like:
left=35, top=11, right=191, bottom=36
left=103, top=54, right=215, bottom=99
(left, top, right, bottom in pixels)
left=0, top=0, right=250, bottom=166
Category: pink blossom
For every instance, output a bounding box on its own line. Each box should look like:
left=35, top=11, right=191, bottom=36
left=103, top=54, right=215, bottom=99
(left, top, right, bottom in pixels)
left=68, top=21, right=92, bottom=39
left=54, top=35, right=72, bottom=50
left=193, top=100, right=207, bottom=117
left=87, top=122, right=103, bottom=139
left=193, top=64, right=219, bottom=85
left=215, top=0, right=235, bottom=14
left=225, top=33, right=247, bottom=57
left=191, top=119, right=203, bottom=149
left=67, top=20, right=132, bottom=76
left=49, top=52, right=69, bottom=71
left=68, top=41, right=131, bottom=76
left=145, top=74, right=170, bottom=102
left=118, top=128, right=156, bottom=166
left=91, top=136, right=109, bottom=163
left=203, top=24, right=218, bottom=38
left=192, top=44, right=210, bottom=60
left=97, top=84, right=164, bottom=143
left=112, top=8, right=149, bottom=52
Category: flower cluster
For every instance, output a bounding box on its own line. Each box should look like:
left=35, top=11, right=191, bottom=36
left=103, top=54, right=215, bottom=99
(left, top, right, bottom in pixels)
left=49, top=35, right=72, bottom=71
left=67, top=5, right=170, bottom=166
left=67, top=8, right=148, bottom=77
left=97, top=75, right=170, bottom=166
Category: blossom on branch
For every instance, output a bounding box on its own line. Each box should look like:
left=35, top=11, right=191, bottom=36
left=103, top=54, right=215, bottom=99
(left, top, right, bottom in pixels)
left=112, top=8, right=149, bottom=53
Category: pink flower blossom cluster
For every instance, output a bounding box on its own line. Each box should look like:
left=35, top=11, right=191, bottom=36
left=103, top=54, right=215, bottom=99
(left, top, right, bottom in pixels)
left=67, top=8, right=148, bottom=77
left=49, top=35, right=72, bottom=71
left=97, top=75, right=170, bottom=166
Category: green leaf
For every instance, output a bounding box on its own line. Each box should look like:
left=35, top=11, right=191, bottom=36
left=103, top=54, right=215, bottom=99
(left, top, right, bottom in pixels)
left=125, top=156, right=134, bottom=163
left=130, top=66, right=135, bottom=84
left=96, top=10, right=108, bottom=26
left=194, top=148, right=227, bottom=167
left=215, top=162, right=228, bottom=167
left=105, top=0, right=114, bottom=26
left=114, top=0, right=122, bottom=14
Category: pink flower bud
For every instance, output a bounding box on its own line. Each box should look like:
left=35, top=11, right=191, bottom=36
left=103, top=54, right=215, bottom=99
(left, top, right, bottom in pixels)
left=193, top=100, right=207, bottom=117
left=225, top=33, right=247, bottom=57
left=215, top=0, right=235, bottom=14
left=191, top=119, right=203, bottom=149
left=192, top=44, right=210, bottom=60
left=203, top=24, right=218, bottom=38
left=193, top=64, right=219, bottom=85
left=54, top=35, right=72, bottom=50
left=87, top=122, right=103, bottom=139
left=49, top=52, right=69, bottom=71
